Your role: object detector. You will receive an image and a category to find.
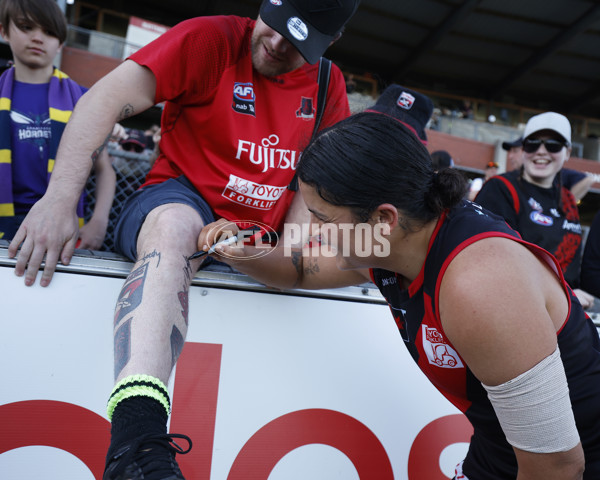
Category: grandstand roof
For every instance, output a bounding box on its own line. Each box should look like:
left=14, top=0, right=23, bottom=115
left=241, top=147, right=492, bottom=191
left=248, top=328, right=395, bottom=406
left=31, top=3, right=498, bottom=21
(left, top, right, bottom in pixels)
left=124, top=0, right=600, bottom=119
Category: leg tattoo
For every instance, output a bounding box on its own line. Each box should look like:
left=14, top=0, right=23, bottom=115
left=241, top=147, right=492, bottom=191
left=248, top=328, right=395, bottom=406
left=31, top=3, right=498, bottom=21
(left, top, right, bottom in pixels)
left=114, top=263, right=148, bottom=327
left=114, top=318, right=132, bottom=379
left=170, top=326, right=184, bottom=370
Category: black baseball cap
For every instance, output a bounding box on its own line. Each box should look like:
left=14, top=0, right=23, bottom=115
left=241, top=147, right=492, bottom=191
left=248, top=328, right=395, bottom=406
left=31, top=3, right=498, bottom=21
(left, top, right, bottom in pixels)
left=431, top=150, right=454, bottom=170
left=120, top=129, right=147, bottom=149
left=501, top=137, right=523, bottom=151
left=365, top=84, right=434, bottom=144
left=259, top=0, right=360, bottom=65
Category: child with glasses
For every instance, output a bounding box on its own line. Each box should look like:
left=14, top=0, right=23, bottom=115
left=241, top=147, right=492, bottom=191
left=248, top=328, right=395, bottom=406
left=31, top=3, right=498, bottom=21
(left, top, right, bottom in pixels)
left=475, top=112, right=596, bottom=310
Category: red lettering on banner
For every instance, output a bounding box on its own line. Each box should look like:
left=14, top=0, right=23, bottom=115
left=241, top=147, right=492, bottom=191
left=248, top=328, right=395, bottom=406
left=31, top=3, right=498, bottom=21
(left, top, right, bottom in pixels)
left=0, top=400, right=109, bottom=478
left=228, top=408, right=394, bottom=479
left=171, top=342, right=222, bottom=479
left=0, top=342, right=469, bottom=479
left=408, top=414, right=473, bottom=480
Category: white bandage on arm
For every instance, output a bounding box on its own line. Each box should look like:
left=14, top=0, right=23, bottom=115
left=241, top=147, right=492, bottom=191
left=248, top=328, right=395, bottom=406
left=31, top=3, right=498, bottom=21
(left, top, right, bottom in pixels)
left=482, top=345, right=580, bottom=453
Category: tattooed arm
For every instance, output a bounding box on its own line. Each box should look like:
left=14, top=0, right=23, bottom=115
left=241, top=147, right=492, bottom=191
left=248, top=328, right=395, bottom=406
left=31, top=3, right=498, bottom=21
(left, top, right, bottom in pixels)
left=197, top=219, right=369, bottom=290
left=9, top=60, right=157, bottom=286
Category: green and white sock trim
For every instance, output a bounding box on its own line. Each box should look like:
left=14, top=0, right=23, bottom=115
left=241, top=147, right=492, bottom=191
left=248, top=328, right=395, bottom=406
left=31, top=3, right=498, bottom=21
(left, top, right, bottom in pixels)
left=107, top=374, right=171, bottom=421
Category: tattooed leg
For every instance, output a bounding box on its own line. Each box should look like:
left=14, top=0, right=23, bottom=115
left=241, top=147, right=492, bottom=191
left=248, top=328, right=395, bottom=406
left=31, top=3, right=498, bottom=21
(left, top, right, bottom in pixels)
left=113, top=259, right=152, bottom=380
left=111, top=203, right=205, bottom=385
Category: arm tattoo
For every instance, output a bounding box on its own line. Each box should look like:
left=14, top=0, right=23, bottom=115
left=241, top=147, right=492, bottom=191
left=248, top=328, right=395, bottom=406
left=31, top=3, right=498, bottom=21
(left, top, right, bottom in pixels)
left=90, top=132, right=111, bottom=164
left=92, top=103, right=134, bottom=164
left=291, top=251, right=302, bottom=275
left=291, top=251, right=302, bottom=288
left=303, top=258, right=320, bottom=276
left=118, top=103, right=135, bottom=121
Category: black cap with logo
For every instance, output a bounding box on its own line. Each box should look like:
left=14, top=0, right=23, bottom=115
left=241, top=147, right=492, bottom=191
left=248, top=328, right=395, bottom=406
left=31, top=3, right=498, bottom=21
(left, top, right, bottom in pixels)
left=260, top=0, right=360, bottom=64
left=365, top=84, right=434, bottom=144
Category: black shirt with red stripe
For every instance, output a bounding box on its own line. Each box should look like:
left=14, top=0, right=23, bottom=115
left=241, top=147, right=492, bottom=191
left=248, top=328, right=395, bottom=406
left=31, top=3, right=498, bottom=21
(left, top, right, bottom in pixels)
left=474, top=169, right=582, bottom=287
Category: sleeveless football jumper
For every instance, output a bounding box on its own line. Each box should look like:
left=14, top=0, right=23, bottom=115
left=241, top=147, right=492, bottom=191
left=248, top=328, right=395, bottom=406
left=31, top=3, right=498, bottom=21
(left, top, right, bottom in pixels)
left=371, top=200, right=600, bottom=479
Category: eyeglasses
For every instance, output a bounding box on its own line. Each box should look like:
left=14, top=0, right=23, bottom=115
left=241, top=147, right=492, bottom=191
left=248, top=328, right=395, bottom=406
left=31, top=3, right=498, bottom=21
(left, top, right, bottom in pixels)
left=522, top=138, right=567, bottom=154
left=121, top=143, right=144, bottom=153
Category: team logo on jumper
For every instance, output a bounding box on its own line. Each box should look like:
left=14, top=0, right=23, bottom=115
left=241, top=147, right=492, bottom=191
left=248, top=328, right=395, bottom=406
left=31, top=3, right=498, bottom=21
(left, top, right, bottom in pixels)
left=233, top=82, right=256, bottom=116
left=222, top=174, right=287, bottom=210
left=422, top=325, right=463, bottom=369
left=287, top=17, right=308, bottom=41
left=270, top=0, right=282, bottom=5
left=530, top=211, right=553, bottom=226
left=296, top=97, right=315, bottom=119
left=397, top=91, right=416, bottom=110
left=10, top=110, right=51, bottom=156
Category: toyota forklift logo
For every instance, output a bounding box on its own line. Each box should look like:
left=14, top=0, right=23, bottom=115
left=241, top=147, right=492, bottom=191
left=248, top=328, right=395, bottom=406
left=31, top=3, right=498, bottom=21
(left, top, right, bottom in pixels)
left=422, top=325, right=464, bottom=369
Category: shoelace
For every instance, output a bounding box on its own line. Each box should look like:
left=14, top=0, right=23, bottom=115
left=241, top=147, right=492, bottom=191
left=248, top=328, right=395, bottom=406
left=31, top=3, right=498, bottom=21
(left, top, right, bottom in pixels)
left=108, top=433, right=192, bottom=479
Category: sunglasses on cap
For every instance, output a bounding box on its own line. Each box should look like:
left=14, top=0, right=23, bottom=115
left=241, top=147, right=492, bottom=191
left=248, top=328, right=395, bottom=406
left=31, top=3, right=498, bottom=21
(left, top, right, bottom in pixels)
left=522, top=138, right=567, bottom=154
left=121, top=142, right=144, bottom=153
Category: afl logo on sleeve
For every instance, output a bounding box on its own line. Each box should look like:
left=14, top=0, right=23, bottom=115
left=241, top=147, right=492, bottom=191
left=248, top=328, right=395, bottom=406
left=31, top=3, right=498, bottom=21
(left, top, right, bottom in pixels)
left=422, top=325, right=464, bottom=369
left=233, top=82, right=256, bottom=117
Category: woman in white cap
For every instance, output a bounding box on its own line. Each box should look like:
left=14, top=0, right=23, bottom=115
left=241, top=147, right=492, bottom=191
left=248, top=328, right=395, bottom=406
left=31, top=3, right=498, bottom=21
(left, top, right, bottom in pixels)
left=475, top=112, right=595, bottom=309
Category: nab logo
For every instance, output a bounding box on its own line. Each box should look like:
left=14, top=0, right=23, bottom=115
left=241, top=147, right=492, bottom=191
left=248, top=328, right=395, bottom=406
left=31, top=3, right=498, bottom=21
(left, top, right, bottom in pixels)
left=233, top=82, right=256, bottom=117
left=234, top=83, right=255, bottom=102
left=530, top=211, right=553, bottom=226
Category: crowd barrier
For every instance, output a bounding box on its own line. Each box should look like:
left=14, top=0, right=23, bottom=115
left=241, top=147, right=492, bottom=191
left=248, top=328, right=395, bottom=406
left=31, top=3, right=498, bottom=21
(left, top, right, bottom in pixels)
left=0, top=246, right=471, bottom=479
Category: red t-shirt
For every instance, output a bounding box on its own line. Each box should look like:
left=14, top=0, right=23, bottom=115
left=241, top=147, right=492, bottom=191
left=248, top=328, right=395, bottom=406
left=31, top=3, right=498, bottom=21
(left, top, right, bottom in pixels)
left=129, top=16, right=350, bottom=230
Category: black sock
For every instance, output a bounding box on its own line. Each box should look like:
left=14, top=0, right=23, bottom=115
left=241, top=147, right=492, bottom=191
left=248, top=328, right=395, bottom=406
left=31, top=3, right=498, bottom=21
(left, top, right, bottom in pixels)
left=109, top=395, right=168, bottom=451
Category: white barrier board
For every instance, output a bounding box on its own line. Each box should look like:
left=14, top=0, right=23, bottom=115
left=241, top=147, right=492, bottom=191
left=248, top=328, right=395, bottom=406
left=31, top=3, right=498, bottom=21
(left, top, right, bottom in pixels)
left=0, top=265, right=470, bottom=479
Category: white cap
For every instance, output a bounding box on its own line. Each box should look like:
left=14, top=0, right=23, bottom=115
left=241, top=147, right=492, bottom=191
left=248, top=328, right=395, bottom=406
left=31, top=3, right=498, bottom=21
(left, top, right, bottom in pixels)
left=523, top=112, right=571, bottom=144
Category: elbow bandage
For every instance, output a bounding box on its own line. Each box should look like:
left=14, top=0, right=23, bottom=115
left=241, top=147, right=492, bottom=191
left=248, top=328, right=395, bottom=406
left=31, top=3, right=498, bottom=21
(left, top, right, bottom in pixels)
left=482, top=345, right=580, bottom=453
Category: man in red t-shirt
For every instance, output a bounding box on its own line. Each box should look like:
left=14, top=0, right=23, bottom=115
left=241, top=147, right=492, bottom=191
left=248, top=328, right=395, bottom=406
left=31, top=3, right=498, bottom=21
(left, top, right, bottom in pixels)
left=8, top=0, right=359, bottom=477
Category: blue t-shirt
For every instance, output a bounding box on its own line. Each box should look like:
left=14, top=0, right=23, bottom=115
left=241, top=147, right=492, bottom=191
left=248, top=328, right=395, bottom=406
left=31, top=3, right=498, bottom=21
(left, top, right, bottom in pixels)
left=10, top=80, right=52, bottom=213
left=561, top=168, right=586, bottom=190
